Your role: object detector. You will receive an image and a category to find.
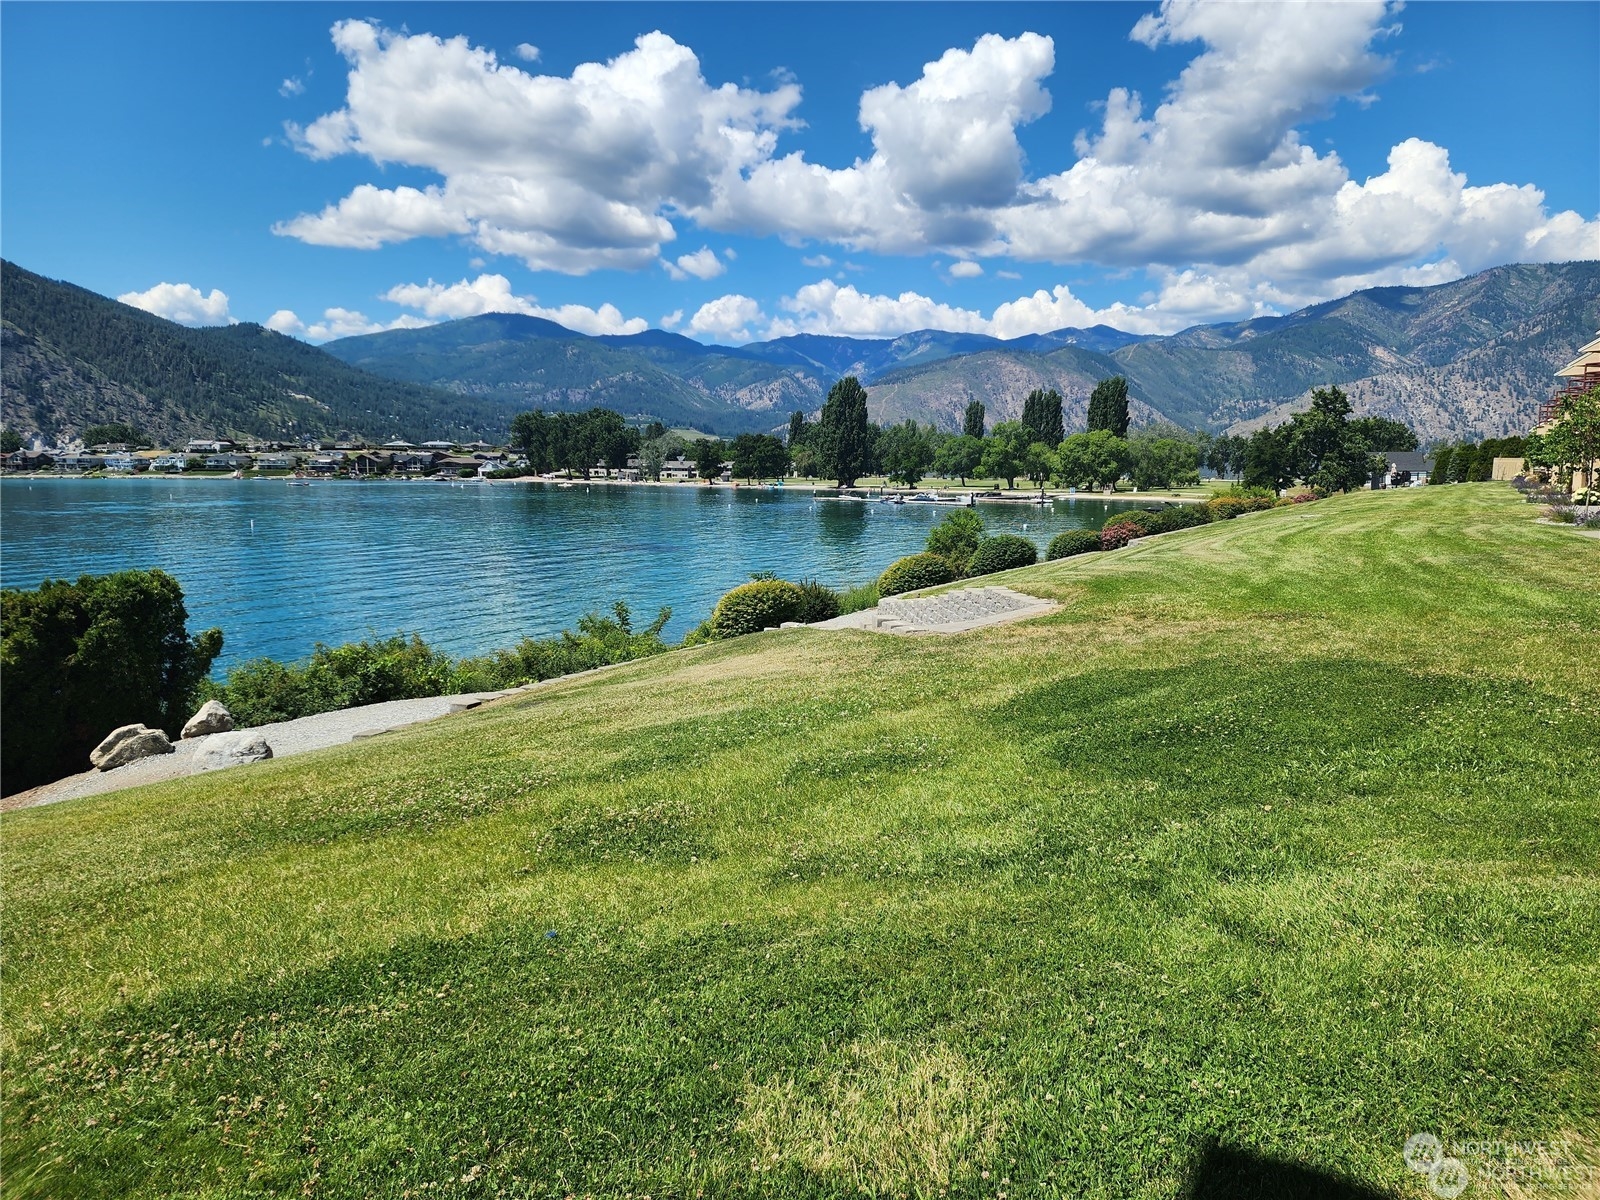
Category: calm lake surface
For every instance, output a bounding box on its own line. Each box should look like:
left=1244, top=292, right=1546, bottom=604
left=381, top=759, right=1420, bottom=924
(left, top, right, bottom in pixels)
left=1, top=478, right=1146, bottom=667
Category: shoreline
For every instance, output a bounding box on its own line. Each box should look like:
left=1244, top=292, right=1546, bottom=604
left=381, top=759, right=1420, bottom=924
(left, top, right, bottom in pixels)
left=1, top=471, right=1210, bottom=503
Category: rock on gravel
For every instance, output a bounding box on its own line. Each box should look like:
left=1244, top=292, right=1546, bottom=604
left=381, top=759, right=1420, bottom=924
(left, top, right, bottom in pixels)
left=89, top=724, right=174, bottom=771
left=193, top=732, right=273, bottom=771
left=182, top=700, right=235, bottom=739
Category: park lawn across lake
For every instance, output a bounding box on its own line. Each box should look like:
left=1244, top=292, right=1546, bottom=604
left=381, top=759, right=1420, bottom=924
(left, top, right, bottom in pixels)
left=3, top=484, right=1597, bottom=1198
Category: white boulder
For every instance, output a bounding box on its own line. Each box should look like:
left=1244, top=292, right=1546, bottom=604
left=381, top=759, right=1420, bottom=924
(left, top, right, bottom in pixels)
left=193, top=732, right=273, bottom=772
left=181, top=699, right=234, bottom=739
left=89, top=724, right=175, bottom=771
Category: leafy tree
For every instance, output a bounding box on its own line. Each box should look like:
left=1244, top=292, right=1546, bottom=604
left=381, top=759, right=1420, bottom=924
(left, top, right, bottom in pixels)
left=1056, top=430, right=1131, bottom=492
left=787, top=411, right=808, bottom=448
left=1448, top=442, right=1477, bottom=484
left=816, top=376, right=872, bottom=487
left=1020, top=388, right=1065, bottom=446
left=0, top=428, right=22, bottom=454
left=730, top=433, right=790, bottom=482
left=1348, top=416, right=1419, bottom=452
left=879, top=420, right=935, bottom=487
left=640, top=432, right=684, bottom=481
left=1287, top=386, right=1379, bottom=493
left=1243, top=424, right=1298, bottom=494
left=925, top=510, right=985, bottom=576
left=963, top=399, right=986, bottom=439
left=1465, top=444, right=1494, bottom=482
left=1128, top=427, right=1201, bottom=490
left=933, top=433, right=985, bottom=486
left=790, top=442, right=822, bottom=479
left=1024, top=441, right=1059, bottom=491
left=643, top=420, right=668, bottom=442
left=692, top=437, right=727, bottom=484
left=1206, top=433, right=1249, bottom=479
left=1529, top=385, right=1600, bottom=494
left=980, top=421, right=1032, bottom=489
left=1429, top=445, right=1453, bottom=485
left=2, top=570, right=223, bottom=792
left=1087, top=376, right=1130, bottom=437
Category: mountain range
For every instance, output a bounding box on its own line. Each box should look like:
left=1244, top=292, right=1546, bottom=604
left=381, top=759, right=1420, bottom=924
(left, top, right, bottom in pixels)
left=4, top=258, right=1596, bottom=447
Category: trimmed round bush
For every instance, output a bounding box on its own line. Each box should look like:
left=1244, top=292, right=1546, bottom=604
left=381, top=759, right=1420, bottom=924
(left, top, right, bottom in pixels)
left=968, top=534, right=1039, bottom=576
left=1100, top=517, right=1144, bottom=550
left=709, top=579, right=806, bottom=638
left=877, top=552, right=957, bottom=597
left=1047, top=529, right=1101, bottom=560
left=794, top=579, right=842, bottom=624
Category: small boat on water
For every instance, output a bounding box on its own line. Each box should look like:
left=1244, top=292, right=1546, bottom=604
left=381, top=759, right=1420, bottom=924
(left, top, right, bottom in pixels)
left=904, top=491, right=975, bottom=506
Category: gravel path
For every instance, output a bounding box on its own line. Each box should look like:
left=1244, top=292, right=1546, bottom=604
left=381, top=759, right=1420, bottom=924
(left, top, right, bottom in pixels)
left=2, top=691, right=519, bottom=812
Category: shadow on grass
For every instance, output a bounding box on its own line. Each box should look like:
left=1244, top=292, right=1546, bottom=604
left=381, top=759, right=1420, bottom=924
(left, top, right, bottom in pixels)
left=1183, top=1139, right=1396, bottom=1199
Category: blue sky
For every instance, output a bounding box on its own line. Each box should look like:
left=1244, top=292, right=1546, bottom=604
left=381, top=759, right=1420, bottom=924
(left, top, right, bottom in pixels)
left=3, top=2, right=1596, bottom=344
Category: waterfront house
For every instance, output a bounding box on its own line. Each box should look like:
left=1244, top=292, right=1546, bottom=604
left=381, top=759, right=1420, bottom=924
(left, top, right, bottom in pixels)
left=186, top=439, right=234, bottom=455
left=103, top=454, right=146, bottom=472
left=661, top=455, right=697, bottom=480
left=153, top=454, right=187, bottom=472
left=54, top=454, right=106, bottom=473
left=256, top=453, right=300, bottom=470
left=308, top=454, right=344, bottom=476
left=4, top=450, right=53, bottom=471
left=204, top=453, right=254, bottom=471
left=1372, top=452, right=1433, bottom=489
left=350, top=452, right=393, bottom=475
left=393, top=451, right=444, bottom=475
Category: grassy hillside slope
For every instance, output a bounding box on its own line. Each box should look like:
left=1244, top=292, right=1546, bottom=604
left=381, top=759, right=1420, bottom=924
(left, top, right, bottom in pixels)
left=4, top=486, right=1597, bottom=1199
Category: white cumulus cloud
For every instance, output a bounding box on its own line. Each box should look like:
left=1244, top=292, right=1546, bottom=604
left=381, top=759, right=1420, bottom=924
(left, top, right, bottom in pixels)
left=383, top=273, right=648, bottom=335
left=271, top=9, right=1598, bottom=330
left=663, top=246, right=727, bottom=281
left=687, top=294, right=764, bottom=342
left=276, top=21, right=801, bottom=273
left=947, top=260, right=984, bottom=279
left=513, top=42, right=539, bottom=62
left=117, top=282, right=234, bottom=326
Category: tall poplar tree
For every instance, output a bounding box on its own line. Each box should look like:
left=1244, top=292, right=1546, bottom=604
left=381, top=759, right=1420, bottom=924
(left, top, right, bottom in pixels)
left=1087, top=376, right=1130, bottom=437
left=963, top=399, right=986, bottom=439
left=818, top=376, right=871, bottom=487
left=1021, top=388, right=1065, bottom=445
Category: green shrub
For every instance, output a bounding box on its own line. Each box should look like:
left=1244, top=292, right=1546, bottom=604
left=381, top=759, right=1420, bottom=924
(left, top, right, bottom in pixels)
left=925, top=510, right=985, bottom=576
left=2, top=570, right=223, bottom=791
left=877, top=553, right=957, bottom=596
left=208, top=603, right=674, bottom=725
left=1143, top=504, right=1214, bottom=534
left=1047, top=529, right=1102, bottom=559
left=709, top=580, right=806, bottom=637
left=1204, top=495, right=1277, bottom=520
left=968, top=534, right=1039, bottom=575
left=794, top=580, right=842, bottom=624
left=467, top=603, right=673, bottom=684
left=837, top=582, right=881, bottom=614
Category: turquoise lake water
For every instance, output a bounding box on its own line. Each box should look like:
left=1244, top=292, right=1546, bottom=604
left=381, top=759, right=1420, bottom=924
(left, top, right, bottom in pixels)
left=1, top=478, right=1146, bottom=667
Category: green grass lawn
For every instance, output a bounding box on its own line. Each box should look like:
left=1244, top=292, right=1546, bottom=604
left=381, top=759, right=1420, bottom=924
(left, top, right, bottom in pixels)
left=4, top=485, right=1597, bottom=1199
